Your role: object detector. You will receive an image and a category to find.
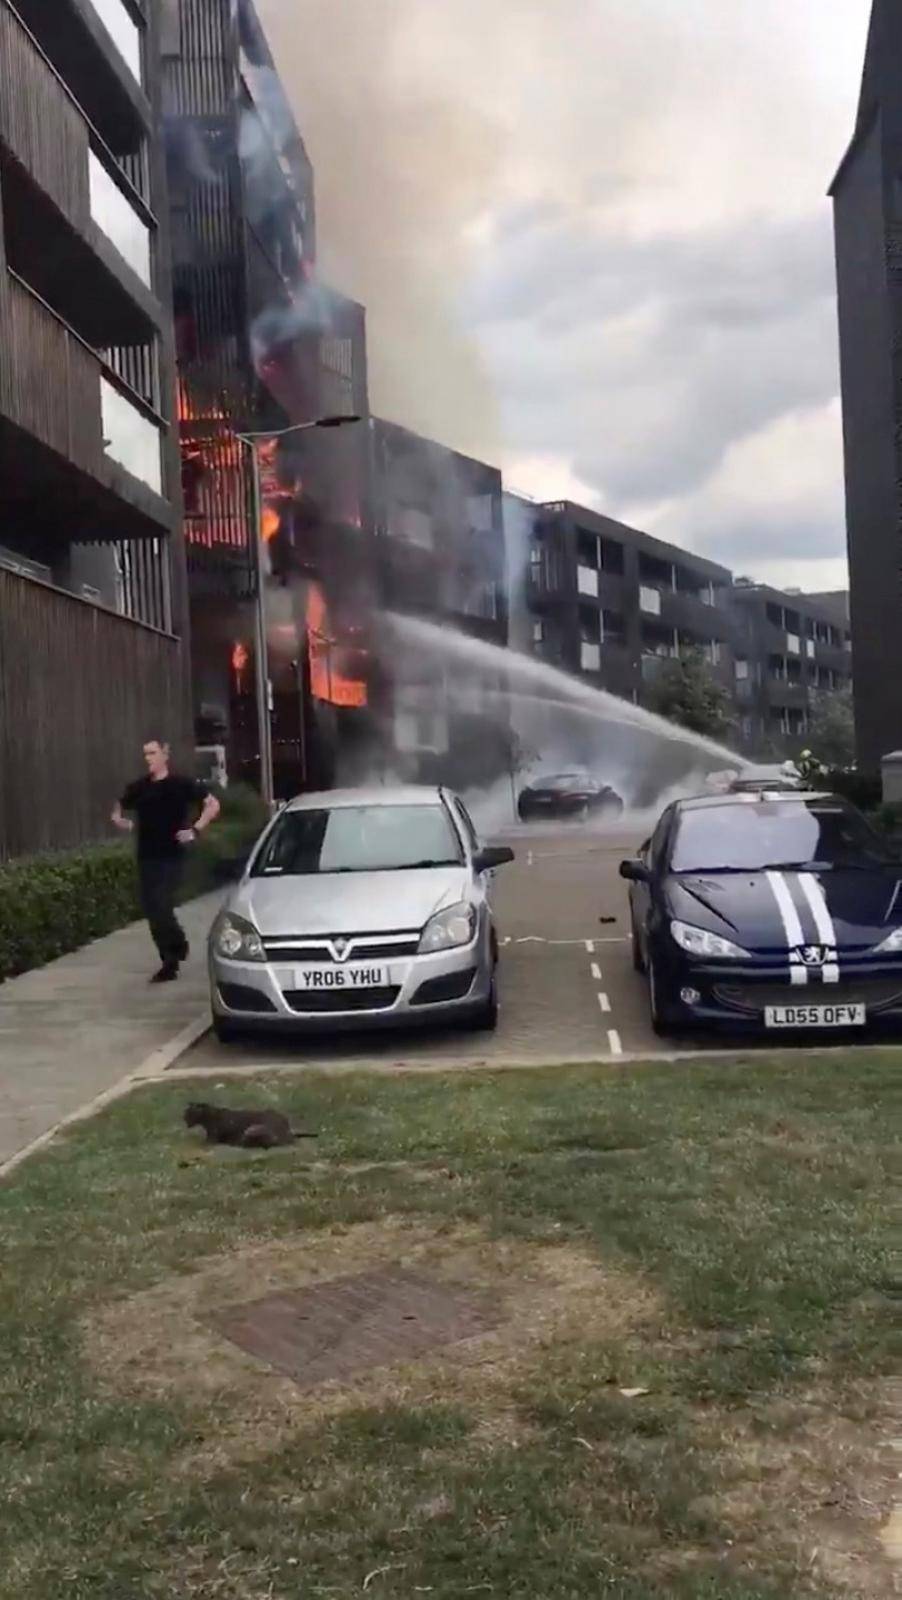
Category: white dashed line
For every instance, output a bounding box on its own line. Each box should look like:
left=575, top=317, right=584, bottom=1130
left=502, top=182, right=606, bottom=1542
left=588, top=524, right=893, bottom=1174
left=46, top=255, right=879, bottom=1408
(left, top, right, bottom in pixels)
left=598, top=992, right=611, bottom=1014
left=590, top=962, right=601, bottom=981
left=585, top=939, right=595, bottom=954
left=607, top=1029, right=623, bottom=1056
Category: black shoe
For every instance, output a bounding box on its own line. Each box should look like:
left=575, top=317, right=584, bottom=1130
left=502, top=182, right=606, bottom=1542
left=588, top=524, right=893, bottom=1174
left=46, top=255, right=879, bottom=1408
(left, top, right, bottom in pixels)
left=150, top=961, right=179, bottom=984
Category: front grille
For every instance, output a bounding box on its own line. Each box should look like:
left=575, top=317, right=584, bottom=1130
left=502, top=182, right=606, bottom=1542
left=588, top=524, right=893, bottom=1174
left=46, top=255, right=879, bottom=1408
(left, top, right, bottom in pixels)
left=411, top=969, right=477, bottom=1007
left=218, top=983, right=277, bottom=1015
left=714, top=979, right=902, bottom=1016
left=263, top=935, right=420, bottom=964
left=283, top=987, right=401, bottom=1014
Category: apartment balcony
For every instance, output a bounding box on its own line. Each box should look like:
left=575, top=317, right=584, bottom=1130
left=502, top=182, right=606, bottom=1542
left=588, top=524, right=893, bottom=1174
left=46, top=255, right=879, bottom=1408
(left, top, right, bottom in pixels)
left=765, top=678, right=808, bottom=710
left=9, top=0, right=151, bottom=149
left=0, top=271, right=171, bottom=538
left=0, top=0, right=160, bottom=328
left=655, top=585, right=732, bottom=639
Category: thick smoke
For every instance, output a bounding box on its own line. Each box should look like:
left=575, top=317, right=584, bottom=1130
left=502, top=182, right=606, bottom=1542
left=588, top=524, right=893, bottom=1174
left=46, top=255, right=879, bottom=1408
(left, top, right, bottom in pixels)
left=256, top=0, right=503, bottom=463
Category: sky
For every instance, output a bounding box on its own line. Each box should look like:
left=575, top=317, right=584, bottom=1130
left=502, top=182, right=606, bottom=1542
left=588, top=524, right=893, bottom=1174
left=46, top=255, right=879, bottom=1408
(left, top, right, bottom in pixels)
left=259, top=0, right=873, bottom=592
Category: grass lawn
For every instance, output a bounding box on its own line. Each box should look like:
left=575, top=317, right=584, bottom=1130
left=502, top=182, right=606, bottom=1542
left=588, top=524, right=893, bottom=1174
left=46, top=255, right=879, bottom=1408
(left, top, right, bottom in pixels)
left=0, top=1052, right=898, bottom=1599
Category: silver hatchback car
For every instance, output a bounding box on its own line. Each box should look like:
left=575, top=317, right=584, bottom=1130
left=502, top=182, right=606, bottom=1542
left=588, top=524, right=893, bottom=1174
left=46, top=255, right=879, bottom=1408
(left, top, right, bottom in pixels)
left=208, top=786, right=515, bottom=1041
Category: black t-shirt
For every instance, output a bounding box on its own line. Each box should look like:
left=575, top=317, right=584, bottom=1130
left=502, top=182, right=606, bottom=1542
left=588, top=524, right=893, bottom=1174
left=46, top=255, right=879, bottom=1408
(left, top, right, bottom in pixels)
left=120, top=774, right=208, bottom=860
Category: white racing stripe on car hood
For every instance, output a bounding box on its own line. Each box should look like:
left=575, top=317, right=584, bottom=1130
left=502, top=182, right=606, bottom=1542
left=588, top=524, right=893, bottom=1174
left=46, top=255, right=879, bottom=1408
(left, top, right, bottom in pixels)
left=765, top=871, right=808, bottom=985
left=796, top=874, right=840, bottom=984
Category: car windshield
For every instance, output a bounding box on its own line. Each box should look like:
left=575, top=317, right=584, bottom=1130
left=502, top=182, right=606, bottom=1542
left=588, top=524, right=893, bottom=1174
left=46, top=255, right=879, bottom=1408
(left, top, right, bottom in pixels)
left=670, top=800, right=894, bottom=874
left=251, top=804, right=464, bottom=876
left=544, top=774, right=589, bottom=790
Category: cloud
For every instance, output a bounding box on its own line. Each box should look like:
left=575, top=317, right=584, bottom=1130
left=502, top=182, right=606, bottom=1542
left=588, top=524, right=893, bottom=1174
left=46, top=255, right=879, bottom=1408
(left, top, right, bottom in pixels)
left=259, top=0, right=871, bottom=587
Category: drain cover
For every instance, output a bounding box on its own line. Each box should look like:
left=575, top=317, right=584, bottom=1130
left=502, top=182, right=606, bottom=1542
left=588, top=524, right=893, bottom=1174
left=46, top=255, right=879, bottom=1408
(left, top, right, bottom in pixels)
left=206, top=1267, right=501, bottom=1388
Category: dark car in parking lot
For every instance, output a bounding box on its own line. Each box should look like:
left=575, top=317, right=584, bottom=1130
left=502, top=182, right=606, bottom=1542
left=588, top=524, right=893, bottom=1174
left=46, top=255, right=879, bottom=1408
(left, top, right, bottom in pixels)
left=517, top=771, right=624, bottom=823
left=620, top=790, right=902, bottom=1036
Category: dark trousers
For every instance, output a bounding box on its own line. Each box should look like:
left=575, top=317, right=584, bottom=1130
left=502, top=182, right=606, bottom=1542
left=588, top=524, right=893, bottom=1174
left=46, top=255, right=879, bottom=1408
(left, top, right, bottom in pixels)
left=138, top=857, right=187, bottom=964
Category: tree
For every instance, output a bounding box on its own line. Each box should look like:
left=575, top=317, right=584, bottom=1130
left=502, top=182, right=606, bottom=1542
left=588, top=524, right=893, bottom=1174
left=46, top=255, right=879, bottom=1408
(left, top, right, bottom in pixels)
left=646, top=649, right=734, bottom=740
left=804, top=686, right=855, bottom=771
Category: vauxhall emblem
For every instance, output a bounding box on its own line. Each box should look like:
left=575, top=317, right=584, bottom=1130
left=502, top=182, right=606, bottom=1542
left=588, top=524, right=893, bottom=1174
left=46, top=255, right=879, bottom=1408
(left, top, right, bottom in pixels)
left=331, top=937, right=351, bottom=961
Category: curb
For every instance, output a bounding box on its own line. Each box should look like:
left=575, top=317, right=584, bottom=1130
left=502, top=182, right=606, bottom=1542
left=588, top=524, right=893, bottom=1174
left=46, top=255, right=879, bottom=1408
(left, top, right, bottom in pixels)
left=0, top=1011, right=210, bottom=1182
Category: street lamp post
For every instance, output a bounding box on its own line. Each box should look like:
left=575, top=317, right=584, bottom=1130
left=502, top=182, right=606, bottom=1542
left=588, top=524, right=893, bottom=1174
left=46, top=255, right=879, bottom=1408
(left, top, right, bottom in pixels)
left=234, top=414, right=361, bottom=810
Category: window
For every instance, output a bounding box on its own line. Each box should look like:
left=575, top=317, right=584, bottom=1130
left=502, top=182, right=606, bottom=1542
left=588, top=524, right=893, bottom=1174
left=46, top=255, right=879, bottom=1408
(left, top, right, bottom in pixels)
left=806, top=639, right=815, bottom=659
left=580, top=642, right=601, bottom=672
left=468, top=494, right=494, bottom=533
left=89, top=152, right=152, bottom=286
left=532, top=620, right=544, bottom=644
left=640, top=585, right=661, bottom=616
left=391, top=506, right=433, bottom=549
left=101, top=378, right=162, bottom=494
left=670, top=799, right=891, bottom=875
left=766, top=603, right=783, bottom=629
left=577, top=565, right=599, bottom=598
left=735, top=658, right=749, bottom=681
left=702, top=640, right=722, bottom=666
left=84, top=0, right=142, bottom=81
left=601, top=609, right=625, bottom=644
left=252, top=803, right=464, bottom=876
left=599, top=538, right=625, bottom=575
left=786, top=633, right=801, bottom=656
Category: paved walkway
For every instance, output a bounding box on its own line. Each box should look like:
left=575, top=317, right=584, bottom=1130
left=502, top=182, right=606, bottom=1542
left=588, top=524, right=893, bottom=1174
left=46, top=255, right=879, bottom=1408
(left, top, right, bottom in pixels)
left=0, top=893, right=221, bottom=1166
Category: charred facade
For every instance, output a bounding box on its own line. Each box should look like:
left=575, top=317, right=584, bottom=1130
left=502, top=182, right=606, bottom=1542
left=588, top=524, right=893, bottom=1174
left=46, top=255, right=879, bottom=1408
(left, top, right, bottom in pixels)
left=163, top=0, right=372, bottom=796
left=0, top=0, right=189, bottom=856
left=369, top=420, right=510, bottom=788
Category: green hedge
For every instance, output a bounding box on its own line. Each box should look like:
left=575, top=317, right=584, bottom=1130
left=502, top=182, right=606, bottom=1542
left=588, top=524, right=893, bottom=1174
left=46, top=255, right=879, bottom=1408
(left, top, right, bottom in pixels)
left=0, top=783, right=270, bottom=984
left=0, top=843, right=138, bottom=983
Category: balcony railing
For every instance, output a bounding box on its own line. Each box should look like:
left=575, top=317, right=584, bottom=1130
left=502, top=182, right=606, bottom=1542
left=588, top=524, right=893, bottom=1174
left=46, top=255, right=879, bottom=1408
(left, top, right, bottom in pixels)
left=89, top=150, right=151, bottom=284
left=1, top=0, right=155, bottom=279
left=1, top=270, right=166, bottom=505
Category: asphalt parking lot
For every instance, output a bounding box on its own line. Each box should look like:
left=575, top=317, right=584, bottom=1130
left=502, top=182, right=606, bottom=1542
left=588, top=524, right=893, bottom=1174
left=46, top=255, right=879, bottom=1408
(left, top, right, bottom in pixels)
left=183, top=824, right=667, bottom=1072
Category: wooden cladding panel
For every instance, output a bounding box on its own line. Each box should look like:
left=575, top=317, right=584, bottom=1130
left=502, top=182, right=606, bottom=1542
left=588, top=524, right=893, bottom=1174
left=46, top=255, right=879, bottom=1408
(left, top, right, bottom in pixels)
left=0, top=1, right=90, bottom=231
left=0, top=274, right=104, bottom=475
left=0, top=568, right=188, bottom=859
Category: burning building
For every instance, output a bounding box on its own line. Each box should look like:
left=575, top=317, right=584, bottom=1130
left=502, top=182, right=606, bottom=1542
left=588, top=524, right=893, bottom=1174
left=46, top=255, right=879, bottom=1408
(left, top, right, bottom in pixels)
left=163, top=0, right=373, bottom=796
left=0, top=0, right=190, bottom=856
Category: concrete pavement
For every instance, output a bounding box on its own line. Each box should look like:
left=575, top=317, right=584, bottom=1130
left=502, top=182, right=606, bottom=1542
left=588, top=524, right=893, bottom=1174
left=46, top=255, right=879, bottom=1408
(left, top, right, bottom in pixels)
left=0, top=891, right=221, bottom=1167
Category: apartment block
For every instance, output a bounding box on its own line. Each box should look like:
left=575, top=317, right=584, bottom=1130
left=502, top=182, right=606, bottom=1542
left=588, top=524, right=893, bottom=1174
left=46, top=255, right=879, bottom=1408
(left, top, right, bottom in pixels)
left=0, top=0, right=189, bottom=855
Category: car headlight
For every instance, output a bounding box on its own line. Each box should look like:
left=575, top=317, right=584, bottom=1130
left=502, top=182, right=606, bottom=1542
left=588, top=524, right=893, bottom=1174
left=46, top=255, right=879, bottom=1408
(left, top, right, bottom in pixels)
left=212, top=912, right=266, bottom=963
left=670, top=920, right=750, bottom=961
left=419, top=902, right=477, bottom=954
left=874, top=927, right=902, bottom=955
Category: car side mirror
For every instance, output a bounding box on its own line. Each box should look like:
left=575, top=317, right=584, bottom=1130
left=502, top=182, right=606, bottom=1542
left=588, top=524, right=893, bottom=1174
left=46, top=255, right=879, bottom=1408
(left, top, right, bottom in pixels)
left=475, top=845, right=515, bottom=873
left=619, top=859, right=650, bottom=883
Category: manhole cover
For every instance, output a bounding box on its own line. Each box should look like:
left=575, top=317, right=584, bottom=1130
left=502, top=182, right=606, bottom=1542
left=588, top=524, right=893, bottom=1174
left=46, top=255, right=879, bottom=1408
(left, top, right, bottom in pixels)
left=206, top=1267, right=501, bottom=1388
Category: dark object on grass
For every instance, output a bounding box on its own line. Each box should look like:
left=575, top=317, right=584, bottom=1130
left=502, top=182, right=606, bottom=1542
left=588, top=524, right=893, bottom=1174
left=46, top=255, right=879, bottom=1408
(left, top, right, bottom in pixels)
left=184, top=1102, right=317, bottom=1149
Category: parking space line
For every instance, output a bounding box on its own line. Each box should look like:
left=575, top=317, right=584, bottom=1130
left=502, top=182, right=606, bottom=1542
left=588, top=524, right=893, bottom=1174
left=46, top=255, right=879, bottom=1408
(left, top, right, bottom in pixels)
left=607, top=1028, right=623, bottom=1056
left=598, top=992, right=611, bottom=1014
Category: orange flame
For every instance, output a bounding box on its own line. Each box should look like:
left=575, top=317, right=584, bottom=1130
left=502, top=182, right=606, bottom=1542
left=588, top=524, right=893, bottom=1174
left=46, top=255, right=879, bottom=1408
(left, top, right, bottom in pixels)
left=306, top=582, right=368, bottom=709
left=260, top=506, right=280, bottom=543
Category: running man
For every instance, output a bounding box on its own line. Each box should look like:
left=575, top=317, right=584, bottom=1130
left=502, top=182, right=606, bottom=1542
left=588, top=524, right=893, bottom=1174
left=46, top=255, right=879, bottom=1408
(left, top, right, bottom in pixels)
left=112, top=738, right=221, bottom=983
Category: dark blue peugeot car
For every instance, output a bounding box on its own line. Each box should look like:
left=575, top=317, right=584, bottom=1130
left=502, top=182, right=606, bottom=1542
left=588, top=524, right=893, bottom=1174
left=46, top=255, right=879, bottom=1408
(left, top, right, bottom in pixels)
left=620, top=791, right=902, bottom=1036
